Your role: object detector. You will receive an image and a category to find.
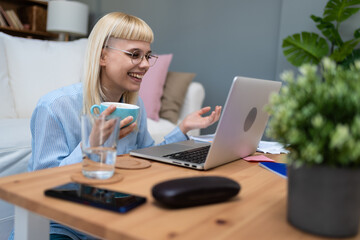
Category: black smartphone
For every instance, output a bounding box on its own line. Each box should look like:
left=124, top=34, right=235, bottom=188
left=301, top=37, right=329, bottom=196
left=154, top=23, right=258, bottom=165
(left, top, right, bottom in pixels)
left=44, top=182, right=146, bottom=213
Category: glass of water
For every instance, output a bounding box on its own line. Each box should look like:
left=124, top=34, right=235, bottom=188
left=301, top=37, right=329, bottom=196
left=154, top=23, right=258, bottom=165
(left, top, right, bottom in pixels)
left=81, top=114, right=121, bottom=179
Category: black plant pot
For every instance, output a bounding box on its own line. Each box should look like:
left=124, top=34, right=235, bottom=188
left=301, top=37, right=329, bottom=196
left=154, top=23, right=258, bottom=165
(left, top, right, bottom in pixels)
left=287, top=164, right=360, bottom=238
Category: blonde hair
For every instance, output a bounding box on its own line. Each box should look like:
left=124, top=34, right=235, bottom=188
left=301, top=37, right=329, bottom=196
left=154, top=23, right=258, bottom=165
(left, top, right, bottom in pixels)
left=83, top=12, right=154, bottom=114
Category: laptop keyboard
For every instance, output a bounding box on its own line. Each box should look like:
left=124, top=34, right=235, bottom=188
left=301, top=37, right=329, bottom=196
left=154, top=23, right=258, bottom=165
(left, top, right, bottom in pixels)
left=163, top=145, right=210, bottom=164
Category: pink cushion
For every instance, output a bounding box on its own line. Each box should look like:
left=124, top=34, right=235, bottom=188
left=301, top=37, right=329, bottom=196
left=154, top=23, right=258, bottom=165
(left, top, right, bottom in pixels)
left=139, top=54, right=173, bottom=121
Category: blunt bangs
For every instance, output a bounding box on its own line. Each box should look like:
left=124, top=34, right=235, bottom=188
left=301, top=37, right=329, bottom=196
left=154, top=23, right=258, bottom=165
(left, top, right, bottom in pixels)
left=110, top=14, right=154, bottom=43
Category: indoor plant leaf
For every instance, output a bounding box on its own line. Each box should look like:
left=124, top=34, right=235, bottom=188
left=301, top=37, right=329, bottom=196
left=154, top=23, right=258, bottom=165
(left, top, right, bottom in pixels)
left=311, top=15, right=343, bottom=46
left=283, top=0, right=360, bottom=68
left=323, top=0, right=360, bottom=23
left=282, top=32, right=329, bottom=66
left=331, top=38, right=360, bottom=61
left=340, top=48, right=360, bottom=67
left=355, top=28, right=360, bottom=38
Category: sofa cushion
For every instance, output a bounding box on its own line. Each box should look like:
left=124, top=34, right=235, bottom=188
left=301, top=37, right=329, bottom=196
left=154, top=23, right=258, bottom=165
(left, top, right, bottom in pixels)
left=2, top=33, right=87, bottom=118
left=160, top=72, right=195, bottom=124
left=0, top=33, right=17, bottom=118
left=139, top=54, right=173, bottom=121
left=147, top=117, right=178, bottom=144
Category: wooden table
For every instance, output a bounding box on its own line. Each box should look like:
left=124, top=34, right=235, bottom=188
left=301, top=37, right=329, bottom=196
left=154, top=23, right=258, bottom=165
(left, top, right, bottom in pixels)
left=0, top=154, right=358, bottom=240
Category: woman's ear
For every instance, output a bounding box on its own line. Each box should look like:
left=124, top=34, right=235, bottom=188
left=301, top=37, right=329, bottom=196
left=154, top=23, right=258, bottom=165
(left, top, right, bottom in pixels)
left=100, top=49, right=107, bottom=66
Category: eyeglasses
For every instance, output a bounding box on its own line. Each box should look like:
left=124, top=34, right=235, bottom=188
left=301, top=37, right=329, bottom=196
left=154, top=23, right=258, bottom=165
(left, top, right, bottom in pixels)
left=105, top=46, right=158, bottom=67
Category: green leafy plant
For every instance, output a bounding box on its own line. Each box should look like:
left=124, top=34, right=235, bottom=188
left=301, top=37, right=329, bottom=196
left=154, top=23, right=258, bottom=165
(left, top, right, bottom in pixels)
left=266, top=58, right=360, bottom=168
left=283, top=0, right=360, bottom=68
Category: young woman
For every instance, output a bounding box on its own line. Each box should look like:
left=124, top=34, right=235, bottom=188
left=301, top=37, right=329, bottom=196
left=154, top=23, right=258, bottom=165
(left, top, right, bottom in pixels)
left=18, top=12, right=221, bottom=240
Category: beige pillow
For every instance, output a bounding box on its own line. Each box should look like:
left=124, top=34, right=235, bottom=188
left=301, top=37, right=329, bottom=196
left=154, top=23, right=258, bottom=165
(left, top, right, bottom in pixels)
left=160, top=72, right=196, bottom=124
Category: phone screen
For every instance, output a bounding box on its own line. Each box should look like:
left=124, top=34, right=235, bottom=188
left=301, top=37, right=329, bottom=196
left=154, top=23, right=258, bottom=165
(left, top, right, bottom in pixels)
left=44, top=182, right=146, bottom=213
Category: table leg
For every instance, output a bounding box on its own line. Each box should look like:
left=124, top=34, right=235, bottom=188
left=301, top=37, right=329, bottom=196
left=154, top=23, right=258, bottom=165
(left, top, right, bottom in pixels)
left=14, top=206, right=49, bottom=240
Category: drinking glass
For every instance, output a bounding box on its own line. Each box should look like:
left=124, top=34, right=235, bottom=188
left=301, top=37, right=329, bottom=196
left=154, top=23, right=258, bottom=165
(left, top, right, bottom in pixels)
left=81, top=114, right=120, bottom=179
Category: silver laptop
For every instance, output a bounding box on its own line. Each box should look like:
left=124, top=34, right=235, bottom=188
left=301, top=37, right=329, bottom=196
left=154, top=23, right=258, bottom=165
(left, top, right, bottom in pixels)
left=130, top=76, right=282, bottom=170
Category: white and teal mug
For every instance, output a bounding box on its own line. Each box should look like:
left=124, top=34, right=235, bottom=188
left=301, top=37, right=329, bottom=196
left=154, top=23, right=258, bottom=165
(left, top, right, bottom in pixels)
left=90, top=102, right=139, bottom=126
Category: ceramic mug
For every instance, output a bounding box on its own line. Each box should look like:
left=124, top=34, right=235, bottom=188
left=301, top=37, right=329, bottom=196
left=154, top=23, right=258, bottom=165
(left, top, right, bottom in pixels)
left=90, top=102, right=140, bottom=126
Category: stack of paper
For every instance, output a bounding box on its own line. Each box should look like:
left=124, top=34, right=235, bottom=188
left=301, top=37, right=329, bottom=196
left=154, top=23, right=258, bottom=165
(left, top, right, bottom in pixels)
left=257, top=141, right=289, bottom=154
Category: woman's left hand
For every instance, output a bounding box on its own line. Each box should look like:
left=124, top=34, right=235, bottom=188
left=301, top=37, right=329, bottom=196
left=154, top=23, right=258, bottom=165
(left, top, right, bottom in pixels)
left=179, top=106, right=222, bottom=134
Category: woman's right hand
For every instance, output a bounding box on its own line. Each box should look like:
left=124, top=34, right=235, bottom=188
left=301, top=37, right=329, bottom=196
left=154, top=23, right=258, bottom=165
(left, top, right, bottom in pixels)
left=89, top=105, right=117, bottom=147
left=99, top=105, right=137, bottom=140
left=88, top=105, right=135, bottom=147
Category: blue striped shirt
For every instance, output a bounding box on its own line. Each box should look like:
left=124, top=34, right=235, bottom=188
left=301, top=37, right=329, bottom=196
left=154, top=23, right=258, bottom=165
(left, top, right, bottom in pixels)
left=14, top=82, right=187, bottom=240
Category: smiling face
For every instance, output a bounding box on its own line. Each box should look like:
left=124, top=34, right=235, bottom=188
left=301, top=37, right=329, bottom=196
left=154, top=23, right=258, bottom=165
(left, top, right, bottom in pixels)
left=100, top=38, right=151, bottom=102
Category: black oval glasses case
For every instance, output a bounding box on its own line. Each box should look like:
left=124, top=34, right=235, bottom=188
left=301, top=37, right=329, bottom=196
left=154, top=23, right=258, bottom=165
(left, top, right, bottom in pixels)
left=152, top=176, right=241, bottom=208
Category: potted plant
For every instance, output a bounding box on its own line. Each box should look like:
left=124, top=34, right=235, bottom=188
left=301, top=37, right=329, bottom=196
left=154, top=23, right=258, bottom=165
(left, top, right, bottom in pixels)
left=266, top=58, right=360, bottom=237
left=282, top=0, right=360, bottom=68
left=277, top=1, right=360, bottom=236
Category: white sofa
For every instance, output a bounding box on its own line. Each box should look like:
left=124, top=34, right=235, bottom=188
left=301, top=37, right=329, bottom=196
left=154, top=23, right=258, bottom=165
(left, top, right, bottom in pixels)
left=0, top=32, right=204, bottom=239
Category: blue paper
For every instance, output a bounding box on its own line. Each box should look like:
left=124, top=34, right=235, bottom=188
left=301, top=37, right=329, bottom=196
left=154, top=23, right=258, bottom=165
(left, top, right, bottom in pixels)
left=259, top=162, right=287, bottom=178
